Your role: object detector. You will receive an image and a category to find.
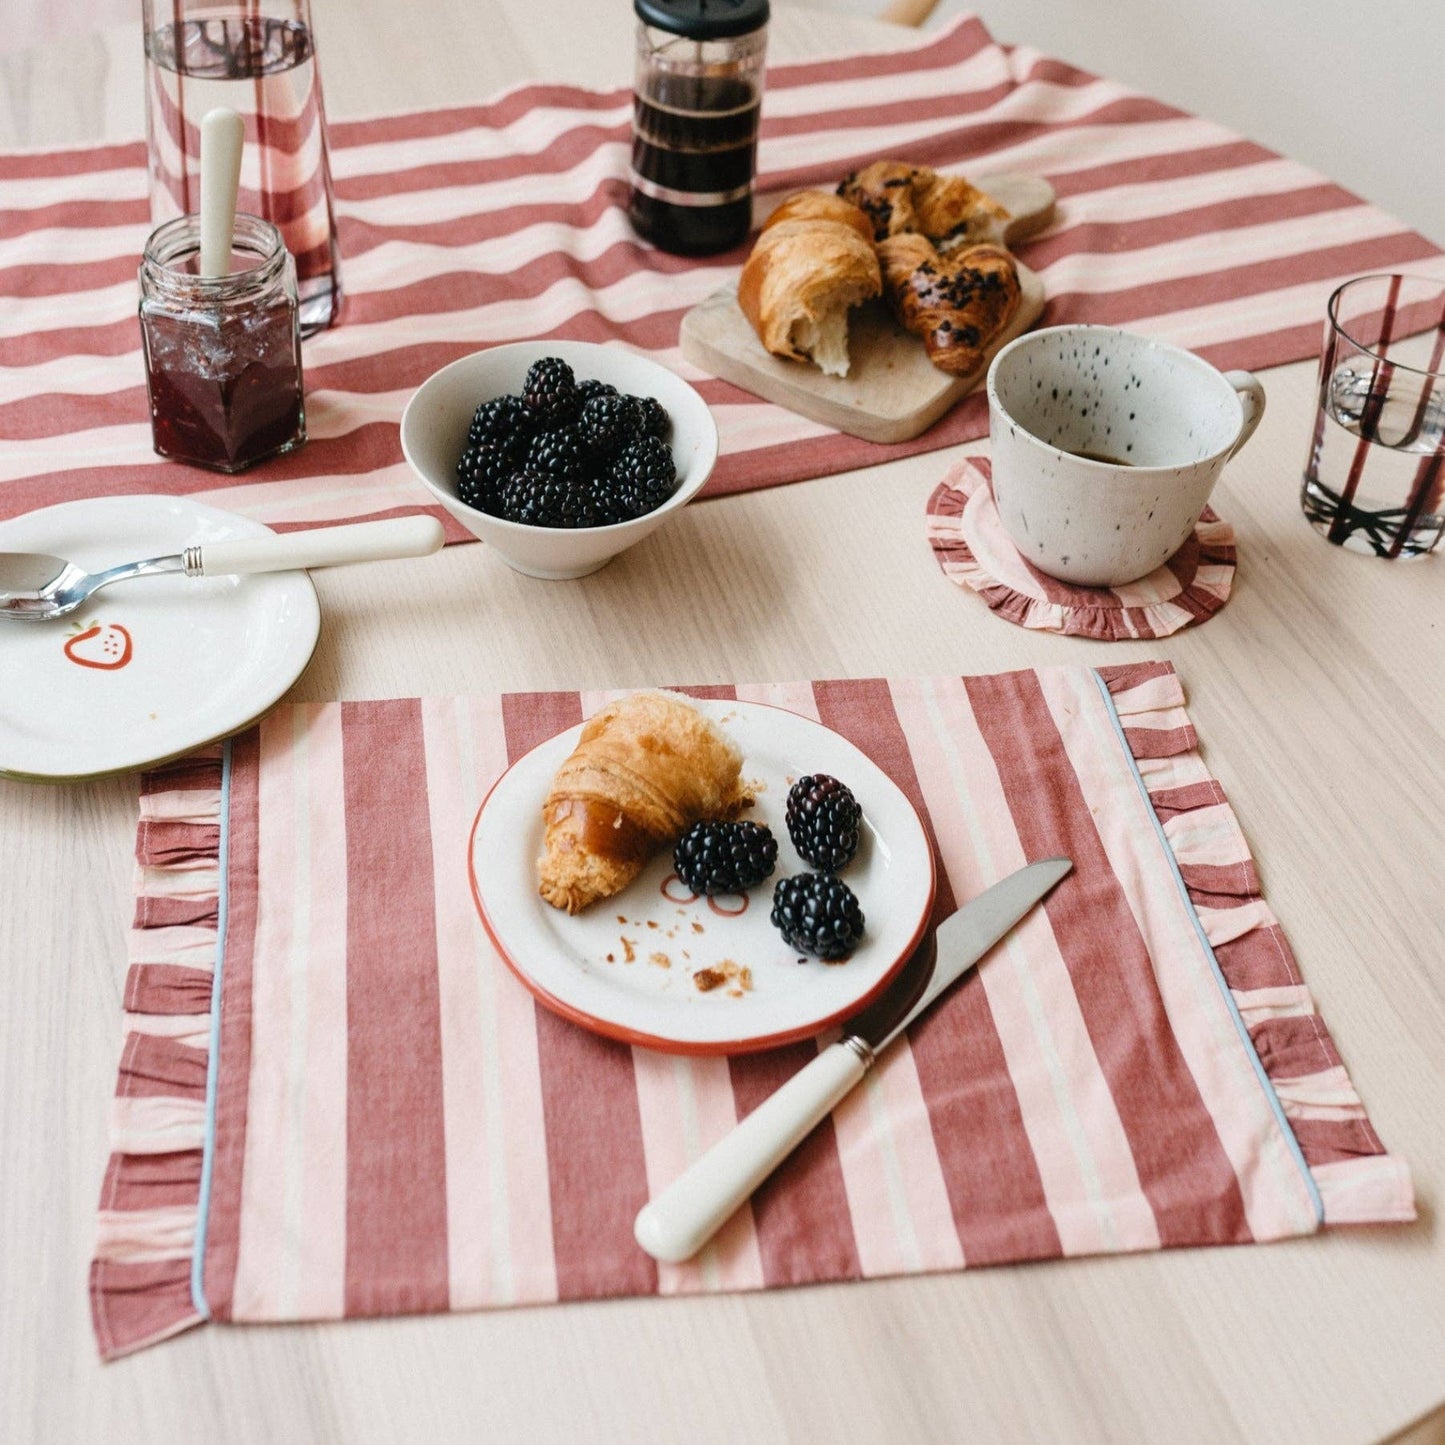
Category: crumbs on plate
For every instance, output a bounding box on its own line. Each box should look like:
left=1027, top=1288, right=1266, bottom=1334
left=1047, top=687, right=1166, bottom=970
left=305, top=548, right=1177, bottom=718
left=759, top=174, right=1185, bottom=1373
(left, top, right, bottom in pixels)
left=692, top=958, right=754, bottom=998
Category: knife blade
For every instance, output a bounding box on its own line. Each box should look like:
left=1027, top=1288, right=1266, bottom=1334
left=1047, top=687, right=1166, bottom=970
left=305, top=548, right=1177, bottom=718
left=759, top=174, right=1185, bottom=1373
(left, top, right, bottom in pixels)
left=633, top=856, right=1073, bottom=1264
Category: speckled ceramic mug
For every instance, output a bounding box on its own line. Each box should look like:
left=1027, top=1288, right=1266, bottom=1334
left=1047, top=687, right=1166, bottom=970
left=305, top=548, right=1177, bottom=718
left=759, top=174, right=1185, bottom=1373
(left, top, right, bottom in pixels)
left=986, top=325, right=1265, bottom=587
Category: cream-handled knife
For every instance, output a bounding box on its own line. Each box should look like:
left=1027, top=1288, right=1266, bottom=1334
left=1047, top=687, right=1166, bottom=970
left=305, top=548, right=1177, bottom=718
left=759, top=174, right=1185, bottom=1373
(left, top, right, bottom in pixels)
left=633, top=856, right=1073, bottom=1264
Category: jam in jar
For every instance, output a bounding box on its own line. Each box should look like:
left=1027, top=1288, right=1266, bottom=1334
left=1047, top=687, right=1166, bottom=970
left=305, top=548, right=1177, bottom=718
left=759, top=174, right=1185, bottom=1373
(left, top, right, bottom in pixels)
left=138, top=212, right=306, bottom=473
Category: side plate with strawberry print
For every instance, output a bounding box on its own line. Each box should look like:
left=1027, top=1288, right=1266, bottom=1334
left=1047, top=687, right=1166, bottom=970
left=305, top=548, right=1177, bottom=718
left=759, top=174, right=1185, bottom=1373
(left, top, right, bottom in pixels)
left=0, top=495, right=320, bottom=780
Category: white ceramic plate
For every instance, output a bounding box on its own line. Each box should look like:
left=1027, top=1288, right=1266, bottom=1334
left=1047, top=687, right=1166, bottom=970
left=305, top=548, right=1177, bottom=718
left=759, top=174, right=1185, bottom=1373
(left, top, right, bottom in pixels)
left=469, top=697, right=936, bottom=1054
left=0, top=495, right=320, bottom=781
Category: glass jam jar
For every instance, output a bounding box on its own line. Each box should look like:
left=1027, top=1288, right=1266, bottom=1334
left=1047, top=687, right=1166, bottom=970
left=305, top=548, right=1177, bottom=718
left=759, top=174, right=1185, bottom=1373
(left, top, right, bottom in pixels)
left=628, top=0, right=769, bottom=256
left=138, top=212, right=306, bottom=473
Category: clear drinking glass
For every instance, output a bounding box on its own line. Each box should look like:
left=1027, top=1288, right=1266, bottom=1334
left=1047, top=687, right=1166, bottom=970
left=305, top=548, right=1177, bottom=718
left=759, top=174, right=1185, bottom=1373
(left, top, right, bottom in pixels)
left=1301, top=273, right=1445, bottom=557
left=142, top=0, right=342, bottom=336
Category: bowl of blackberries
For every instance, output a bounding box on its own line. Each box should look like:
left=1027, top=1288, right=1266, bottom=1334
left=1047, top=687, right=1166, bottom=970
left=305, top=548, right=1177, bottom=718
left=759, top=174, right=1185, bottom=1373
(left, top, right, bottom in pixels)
left=401, top=340, right=719, bottom=579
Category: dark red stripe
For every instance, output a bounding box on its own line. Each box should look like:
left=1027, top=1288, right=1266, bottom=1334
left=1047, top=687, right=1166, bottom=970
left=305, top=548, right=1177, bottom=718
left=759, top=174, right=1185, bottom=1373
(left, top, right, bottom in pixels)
left=1288, top=1116, right=1385, bottom=1166
left=124, top=965, right=215, bottom=1023
left=815, top=677, right=1064, bottom=1264
left=1147, top=780, right=1228, bottom=817
left=1248, top=1014, right=1340, bottom=1079
left=727, top=1043, right=863, bottom=1284
left=133, top=895, right=219, bottom=930
left=965, top=669, right=1253, bottom=1246
left=499, top=689, right=659, bottom=1300
left=202, top=726, right=260, bottom=1319
left=140, top=757, right=223, bottom=793
left=123, top=964, right=215, bottom=1017
left=1122, top=724, right=1197, bottom=760
left=1098, top=660, right=1178, bottom=694
left=0, top=140, right=145, bottom=179
left=135, top=819, right=220, bottom=866
left=90, top=1259, right=200, bottom=1362
left=1177, top=859, right=1260, bottom=898
left=340, top=699, right=450, bottom=1316
left=115, top=1032, right=209, bottom=1100
left=1213, top=925, right=1301, bottom=993
left=100, top=1150, right=204, bottom=1211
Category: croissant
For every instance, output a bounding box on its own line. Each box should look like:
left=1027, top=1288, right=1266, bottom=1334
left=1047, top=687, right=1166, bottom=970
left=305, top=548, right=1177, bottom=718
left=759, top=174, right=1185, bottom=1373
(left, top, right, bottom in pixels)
left=538, top=691, right=752, bottom=914
left=877, top=233, right=1021, bottom=378
left=737, top=191, right=881, bottom=377
left=837, top=161, right=1009, bottom=248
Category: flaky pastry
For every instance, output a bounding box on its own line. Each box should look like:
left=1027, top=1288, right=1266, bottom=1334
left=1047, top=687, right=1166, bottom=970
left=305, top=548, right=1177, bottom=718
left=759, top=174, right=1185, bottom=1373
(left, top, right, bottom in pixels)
left=877, top=233, right=1022, bottom=377
left=537, top=692, right=752, bottom=914
left=737, top=192, right=881, bottom=377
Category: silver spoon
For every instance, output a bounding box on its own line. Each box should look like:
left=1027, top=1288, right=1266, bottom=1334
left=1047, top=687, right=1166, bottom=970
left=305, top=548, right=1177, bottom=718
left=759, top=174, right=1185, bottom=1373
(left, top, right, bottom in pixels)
left=0, top=515, right=444, bottom=621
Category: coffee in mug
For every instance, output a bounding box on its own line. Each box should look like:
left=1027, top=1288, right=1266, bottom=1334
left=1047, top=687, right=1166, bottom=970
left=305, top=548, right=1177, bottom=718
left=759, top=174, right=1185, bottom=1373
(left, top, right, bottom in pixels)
left=986, top=325, right=1264, bottom=587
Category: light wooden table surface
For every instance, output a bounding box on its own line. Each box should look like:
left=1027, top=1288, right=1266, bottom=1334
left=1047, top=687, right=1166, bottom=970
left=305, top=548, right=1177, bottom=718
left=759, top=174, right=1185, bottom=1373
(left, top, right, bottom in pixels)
left=2, top=5, right=1443, bottom=1443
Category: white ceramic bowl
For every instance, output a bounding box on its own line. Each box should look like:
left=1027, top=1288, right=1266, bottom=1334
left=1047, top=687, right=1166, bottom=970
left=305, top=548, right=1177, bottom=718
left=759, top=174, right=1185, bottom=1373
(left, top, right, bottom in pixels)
left=400, top=340, right=719, bottom=579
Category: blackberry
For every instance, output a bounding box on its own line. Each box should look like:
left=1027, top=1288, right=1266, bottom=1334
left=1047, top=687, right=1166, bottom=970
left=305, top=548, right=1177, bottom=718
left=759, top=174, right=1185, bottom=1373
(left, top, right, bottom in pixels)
left=629, top=394, right=671, bottom=440
left=770, top=873, right=866, bottom=961
left=521, top=356, right=578, bottom=425
left=579, top=393, right=641, bottom=458
left=525, top=425, right=587, bottom=481
left=500, top=470, right=599, bottom=528
left=576, top=378, right=618, bottom=404
left=612, top=434, right=677, bottom=518
left=467, top=394, right=532, bottom=454
left=456, top=442, right=514, bottom=513
left=588, top=474, right=631, bottom=526
left=673, top=820, right=778, bottom=896
left=785, top=774, right=861, bottom=872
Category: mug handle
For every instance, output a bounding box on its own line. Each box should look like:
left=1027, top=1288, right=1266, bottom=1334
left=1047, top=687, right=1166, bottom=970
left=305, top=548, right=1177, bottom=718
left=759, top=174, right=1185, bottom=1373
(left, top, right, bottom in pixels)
left=1223, top=371, right=1266, bottom=458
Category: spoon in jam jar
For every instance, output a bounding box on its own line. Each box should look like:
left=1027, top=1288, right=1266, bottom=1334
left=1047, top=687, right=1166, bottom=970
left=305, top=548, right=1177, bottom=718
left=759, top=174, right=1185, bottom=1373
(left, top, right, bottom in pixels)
left=0, top=514, right=445, bottom=621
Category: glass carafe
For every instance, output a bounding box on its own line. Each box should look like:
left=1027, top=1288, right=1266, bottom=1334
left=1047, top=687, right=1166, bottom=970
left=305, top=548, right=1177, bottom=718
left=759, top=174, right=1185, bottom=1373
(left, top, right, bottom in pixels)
left=142, top=0, right=342, bottom=335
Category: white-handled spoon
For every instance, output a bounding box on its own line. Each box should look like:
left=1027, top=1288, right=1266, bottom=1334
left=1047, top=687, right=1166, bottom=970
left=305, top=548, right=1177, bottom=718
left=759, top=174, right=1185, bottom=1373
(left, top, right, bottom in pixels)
left=0, top=515, right=445, bottom=621
left=199, top=106, right=245, bottom=277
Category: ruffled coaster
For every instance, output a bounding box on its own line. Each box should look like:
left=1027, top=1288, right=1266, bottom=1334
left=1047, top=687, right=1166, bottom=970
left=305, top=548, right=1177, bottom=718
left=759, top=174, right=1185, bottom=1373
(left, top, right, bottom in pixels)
left=927, top=458, right=1237, bottom=640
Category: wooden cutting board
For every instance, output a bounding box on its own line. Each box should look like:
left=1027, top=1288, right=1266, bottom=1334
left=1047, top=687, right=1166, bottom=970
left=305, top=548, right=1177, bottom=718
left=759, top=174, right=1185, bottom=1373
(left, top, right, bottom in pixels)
left=679, top=174, right=1055, bottom=444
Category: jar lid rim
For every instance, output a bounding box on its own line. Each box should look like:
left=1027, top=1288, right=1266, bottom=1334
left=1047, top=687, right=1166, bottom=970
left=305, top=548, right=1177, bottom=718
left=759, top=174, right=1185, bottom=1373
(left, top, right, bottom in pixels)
left=635, top=0, right=768, bottom=40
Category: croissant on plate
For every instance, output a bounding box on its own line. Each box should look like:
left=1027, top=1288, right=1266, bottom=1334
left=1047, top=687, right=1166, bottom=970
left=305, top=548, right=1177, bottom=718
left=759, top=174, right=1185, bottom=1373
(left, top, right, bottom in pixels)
left=737, top=191, right=882, bottom=377
left=537, top=691, right=752, bottom=914
left=837, top=160, right=1010, bottom=248
left=877, top=232, right=1022, bottom=378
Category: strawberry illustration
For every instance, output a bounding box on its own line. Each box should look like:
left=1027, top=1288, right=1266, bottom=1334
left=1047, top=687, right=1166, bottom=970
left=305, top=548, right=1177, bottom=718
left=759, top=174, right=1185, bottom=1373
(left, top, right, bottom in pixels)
left=63, top=620, right=133, bottom=671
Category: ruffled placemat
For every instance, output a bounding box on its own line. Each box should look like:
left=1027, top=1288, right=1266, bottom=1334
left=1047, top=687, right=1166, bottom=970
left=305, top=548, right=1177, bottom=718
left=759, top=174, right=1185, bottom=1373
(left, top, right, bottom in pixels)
left=5, top=15, right=1444, bottom=531
left=927, top=458, right=1236, bottom=639
left=90, top=666, right=1412, bottom=1360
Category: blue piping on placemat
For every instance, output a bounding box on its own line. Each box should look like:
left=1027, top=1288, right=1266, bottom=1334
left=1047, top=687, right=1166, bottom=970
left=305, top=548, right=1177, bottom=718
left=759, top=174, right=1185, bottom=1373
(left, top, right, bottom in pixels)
left=1090, top=669, right=1325, bottom=1230
left=190, top=738, right=232, bottom=1319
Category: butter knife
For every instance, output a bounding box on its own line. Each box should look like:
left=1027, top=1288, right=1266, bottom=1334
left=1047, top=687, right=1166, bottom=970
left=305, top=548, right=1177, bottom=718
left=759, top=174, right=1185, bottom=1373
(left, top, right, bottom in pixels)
left=633, top=856, right=1073, bottom=1263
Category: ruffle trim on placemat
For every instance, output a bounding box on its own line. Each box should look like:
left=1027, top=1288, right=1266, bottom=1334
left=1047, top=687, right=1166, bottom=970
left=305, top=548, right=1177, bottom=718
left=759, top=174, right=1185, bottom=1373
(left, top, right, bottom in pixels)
left=928, top=458, right=1236, bottom=640
left=89, top=748, right=223, bottom=1360
left=1098, top=662, right=1415, bottom=1226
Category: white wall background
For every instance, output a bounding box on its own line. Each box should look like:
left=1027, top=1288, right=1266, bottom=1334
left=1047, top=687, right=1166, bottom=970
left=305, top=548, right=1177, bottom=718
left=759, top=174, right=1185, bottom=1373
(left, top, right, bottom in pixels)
left=794, top=0, right=1445, bottom=245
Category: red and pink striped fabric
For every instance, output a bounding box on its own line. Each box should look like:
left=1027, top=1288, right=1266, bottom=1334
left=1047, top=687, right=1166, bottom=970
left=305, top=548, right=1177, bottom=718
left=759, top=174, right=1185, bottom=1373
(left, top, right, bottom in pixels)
left=927, top=457, right=1236, bottom=638
left=6, top=16, right=1445, bottom=533
left=91, top=665, right=1413, bottom=1360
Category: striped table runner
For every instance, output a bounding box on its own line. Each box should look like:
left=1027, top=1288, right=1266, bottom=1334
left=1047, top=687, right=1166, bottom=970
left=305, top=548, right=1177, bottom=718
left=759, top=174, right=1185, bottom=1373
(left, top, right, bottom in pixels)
left=7, top=17, right=1445, bottom=533
left=92, top=664, right=1413, bottom=1359
left=927, top=457, right=1237, bottom=639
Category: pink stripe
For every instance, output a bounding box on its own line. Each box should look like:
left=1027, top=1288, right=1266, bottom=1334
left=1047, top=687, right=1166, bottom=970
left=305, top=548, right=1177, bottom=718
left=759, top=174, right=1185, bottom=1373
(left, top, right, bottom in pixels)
left=422, top=693, right=559, bottom=1308
left=466, top=690, right=562, bottom=1302
left=295, top=705, right=350, bottom=1319
left=887, top=676, right=1158, bottom=1257
left=341, top=699, right=451, bottom=1316
left=631, top=1051, right=765, bottom=1295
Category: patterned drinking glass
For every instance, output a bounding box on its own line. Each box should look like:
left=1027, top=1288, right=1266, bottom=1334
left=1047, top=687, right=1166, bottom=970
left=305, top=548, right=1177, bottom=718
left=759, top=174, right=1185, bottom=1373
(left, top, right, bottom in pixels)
left=1301, top=273, right=1445, bottom=557
left=142, top=0, right=342, bottom=336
